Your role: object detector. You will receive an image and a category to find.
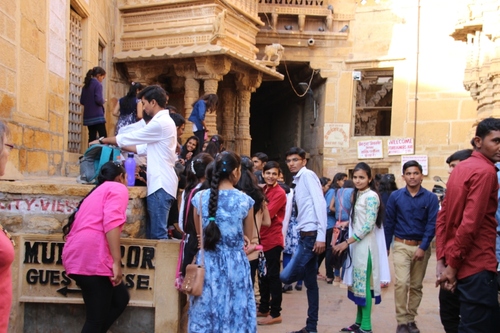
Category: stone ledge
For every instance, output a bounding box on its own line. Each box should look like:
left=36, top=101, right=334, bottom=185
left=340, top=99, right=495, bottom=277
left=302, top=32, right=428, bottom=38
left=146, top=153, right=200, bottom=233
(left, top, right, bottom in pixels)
left=0, top=177, right=147, bottom=199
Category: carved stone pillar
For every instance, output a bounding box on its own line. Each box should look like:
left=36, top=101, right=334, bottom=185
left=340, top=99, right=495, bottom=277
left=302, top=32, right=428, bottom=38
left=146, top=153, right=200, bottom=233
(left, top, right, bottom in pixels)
left=203, top=79, right=219, bottom=135
left=174, top=62, right=199, bottom=140
left=235, top=71, right=262, bottom=156
left=195, top=56, right=231, bottom=137
left=219, top=79, right=236, bottom=151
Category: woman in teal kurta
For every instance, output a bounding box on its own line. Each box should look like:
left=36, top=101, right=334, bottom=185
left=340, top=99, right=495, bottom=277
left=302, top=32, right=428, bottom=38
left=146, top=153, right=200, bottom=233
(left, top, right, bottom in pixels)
left=333, top=162, right=390, bottom=333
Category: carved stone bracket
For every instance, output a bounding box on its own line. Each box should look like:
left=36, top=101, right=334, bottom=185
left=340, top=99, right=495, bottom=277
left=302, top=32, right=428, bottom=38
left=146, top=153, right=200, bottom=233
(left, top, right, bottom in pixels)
left=194, top=56, right=232, bottom=81
left=125, top=61, right=169, bottom=84
left=235, top=70, right=263, bottom=92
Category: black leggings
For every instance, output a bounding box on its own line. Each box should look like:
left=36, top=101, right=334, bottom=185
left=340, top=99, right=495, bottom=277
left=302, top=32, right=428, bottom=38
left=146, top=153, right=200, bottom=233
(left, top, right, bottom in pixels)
left=87, top=123, right=107, bottom=142
left=70, top=274, right=130, bottom=333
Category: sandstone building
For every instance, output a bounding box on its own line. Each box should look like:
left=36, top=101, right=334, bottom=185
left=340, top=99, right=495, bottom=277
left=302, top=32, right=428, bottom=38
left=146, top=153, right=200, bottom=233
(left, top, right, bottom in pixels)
left=1, top=0, right=497, bottom=331
left=2, top=0, right=492, bottom=187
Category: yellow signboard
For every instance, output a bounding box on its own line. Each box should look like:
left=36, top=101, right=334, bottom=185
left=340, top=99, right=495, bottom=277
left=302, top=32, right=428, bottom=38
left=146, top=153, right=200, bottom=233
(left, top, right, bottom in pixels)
left=19, top=235, right=156, bottom=307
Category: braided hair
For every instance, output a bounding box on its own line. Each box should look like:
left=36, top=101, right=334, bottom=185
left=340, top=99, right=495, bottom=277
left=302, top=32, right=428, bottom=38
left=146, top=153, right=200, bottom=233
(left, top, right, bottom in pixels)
left=62, top=161, right=125, bottom=239
left=204, top=151, right=241, bottom=250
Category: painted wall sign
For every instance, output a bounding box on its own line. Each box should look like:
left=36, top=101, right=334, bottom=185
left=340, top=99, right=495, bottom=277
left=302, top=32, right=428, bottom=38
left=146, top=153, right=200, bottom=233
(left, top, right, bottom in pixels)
left=19, top=235, right=156, bottom=307
left=357, top=140, right=383, bottom=159
left=324, top=123, right=350, bottom=148
left=401, top=155, right=428, bottom=175
left=387, top=138, right=414, bottom=155
left=0, top=198, right=80, bottom=214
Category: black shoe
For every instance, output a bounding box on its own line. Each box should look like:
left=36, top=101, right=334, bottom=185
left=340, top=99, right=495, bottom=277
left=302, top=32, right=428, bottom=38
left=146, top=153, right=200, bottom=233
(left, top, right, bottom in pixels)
left=294, top=284, right=303, bottom=291
left=288, top=327, right=317, bottom=333
left=282, top=284, right=293, bottom=292
left=340, top=323, right=360, bottom=332
left=396, top=324, right=410, bottom=333
left=407, top=322, right=420, bottom=333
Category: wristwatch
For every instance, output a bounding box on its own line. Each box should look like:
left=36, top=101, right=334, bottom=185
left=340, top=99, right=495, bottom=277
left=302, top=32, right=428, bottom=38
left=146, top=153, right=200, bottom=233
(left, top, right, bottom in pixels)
left=98, top=137, right=105, bottom=144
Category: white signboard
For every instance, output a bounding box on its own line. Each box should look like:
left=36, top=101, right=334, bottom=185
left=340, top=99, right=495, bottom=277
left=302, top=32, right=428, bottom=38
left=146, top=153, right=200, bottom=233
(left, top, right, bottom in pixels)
left=401, top=155, right=428, bottom=175
left=387, top=138, right=414, bottom=155
left=324, top=123, right=350, bottom=148
left=357, top=140, right=383, bottom=159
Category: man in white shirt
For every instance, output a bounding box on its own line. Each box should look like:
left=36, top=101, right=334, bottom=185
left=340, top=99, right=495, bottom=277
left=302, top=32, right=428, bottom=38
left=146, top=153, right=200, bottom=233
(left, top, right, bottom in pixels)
left=91, top=85, right=178, bottom=239
left=280, top=147, right=326, bottom=333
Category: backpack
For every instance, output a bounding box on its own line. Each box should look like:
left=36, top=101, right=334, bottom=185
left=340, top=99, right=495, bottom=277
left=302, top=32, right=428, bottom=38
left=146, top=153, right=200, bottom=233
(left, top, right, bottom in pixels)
left=78, top=144, right=121, bottom=184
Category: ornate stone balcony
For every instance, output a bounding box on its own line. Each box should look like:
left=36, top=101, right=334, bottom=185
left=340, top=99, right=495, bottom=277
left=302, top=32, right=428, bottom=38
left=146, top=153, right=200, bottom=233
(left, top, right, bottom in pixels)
left=256, top=0, right=353, bottom=47
left=450, top=0, right=500, bottom=116
left=114, top=0, right=283, bottom=81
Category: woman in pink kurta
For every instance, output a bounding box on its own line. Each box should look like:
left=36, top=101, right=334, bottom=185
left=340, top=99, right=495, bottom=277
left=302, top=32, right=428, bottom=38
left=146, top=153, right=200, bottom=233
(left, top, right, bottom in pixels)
left=0, top=121, right=14, bottom=333
left=62, top=161, right=130, bottom=333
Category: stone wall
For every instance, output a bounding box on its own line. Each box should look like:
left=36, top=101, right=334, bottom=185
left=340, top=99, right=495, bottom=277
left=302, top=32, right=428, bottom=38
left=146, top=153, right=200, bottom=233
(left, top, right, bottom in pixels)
left=255, top=0, right=478, bottom=188
left=0, top=180, right=147, bottom=237
left=2, top=179, right=181, bottom=333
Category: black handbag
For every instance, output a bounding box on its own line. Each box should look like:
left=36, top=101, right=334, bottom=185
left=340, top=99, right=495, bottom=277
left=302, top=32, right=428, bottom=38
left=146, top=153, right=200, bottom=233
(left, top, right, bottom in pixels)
left=330, top=227, right=350, bottom=270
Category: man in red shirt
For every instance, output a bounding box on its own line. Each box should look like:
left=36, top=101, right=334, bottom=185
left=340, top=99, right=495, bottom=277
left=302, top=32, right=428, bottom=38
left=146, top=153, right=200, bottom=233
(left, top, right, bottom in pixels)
left=257, top=161, right=287, bottom=325
left=436, top=117, right=500, bottom=332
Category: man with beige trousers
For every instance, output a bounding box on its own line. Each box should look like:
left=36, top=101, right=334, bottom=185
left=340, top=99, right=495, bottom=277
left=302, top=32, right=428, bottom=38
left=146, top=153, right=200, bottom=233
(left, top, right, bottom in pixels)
left=384, top=160, right=439, bottom=333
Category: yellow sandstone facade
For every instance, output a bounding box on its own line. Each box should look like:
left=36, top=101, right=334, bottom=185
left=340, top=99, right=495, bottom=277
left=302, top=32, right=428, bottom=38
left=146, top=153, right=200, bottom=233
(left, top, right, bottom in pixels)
left=1, top=0, right=498, bottom=331
left=0, top=0, right=489, bottom=187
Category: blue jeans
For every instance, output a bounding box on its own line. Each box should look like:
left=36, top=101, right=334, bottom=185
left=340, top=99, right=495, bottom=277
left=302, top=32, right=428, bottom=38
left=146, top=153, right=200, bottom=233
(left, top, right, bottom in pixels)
left=280, top=235, right=319, bottom=332
left=283, top=253, right=302, bottom=286
left=146, top=188, right=175, bottom=239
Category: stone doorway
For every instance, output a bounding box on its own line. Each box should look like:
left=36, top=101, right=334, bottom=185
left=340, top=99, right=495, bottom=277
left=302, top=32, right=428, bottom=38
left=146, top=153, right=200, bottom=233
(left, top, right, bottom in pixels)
left=250, top=62, right=325, bottom=182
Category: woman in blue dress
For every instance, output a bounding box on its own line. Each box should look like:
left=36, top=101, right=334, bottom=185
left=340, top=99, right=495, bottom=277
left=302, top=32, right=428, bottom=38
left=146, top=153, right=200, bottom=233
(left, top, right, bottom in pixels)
left=190, top=151, right=257, bottom=333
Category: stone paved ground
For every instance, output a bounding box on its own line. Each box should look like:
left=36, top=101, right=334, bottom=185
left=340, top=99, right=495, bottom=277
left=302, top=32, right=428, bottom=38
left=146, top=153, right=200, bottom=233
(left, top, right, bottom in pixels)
left=258, top=251, right=443, bottom=333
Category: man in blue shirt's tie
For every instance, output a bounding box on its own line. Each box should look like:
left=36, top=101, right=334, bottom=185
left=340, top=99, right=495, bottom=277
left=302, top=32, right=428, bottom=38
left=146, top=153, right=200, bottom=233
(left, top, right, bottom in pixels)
left=384, top=160, right=439, bottom=333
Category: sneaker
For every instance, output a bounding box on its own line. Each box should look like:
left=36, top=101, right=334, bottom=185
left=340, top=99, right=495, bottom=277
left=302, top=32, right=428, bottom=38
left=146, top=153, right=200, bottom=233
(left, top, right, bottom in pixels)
left=396, top=324, right=410, bottom=333
left=294, top=284, right=303, bottom=291
left=407, top=322, right=420, bottom=333
left=340, top=323, right=360, bottom=332
left=289, top=327, right=317, bottom=333
left=355, top=329, right=372, bottom=333
left=257, top=315, right=282, bottom=325
left=282, top=284, right=293, bottom=292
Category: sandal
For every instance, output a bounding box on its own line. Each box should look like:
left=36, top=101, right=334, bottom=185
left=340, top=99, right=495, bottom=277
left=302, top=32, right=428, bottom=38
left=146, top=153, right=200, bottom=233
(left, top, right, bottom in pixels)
left=340, top=323, right=360, bottom=332
left=326, top=278, right=334, bottom=284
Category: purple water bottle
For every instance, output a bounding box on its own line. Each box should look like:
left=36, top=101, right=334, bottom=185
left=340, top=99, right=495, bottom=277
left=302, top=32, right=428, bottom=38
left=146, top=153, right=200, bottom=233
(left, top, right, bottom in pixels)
left=124, top=153, right=136, bottom=186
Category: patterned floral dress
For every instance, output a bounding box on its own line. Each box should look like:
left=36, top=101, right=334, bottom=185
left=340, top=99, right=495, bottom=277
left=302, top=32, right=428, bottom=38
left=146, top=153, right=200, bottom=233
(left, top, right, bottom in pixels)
left=284, top=194, right=299, bottom=255
left=347, top=188, right=384, bottom=306
left=189, top=189, right=256, bottom=333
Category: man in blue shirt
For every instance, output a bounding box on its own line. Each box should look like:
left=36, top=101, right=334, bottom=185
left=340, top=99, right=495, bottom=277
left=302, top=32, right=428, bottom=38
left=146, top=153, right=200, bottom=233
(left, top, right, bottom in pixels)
left=385, top=160, right=439, bottom=333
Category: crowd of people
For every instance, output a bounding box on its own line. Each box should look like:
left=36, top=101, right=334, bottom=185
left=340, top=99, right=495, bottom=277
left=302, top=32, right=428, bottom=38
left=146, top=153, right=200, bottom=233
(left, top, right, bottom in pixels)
left=2, top=68, right=500, bottom=333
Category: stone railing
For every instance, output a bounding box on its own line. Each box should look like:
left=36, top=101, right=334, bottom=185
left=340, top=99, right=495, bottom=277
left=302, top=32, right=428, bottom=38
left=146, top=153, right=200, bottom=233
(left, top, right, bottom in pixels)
left=257, top=0, right=352, bottom=36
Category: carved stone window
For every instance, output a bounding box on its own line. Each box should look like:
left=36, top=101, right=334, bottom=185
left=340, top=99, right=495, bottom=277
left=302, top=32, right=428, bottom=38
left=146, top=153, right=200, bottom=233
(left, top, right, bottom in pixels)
left=67, top=9, right=83, bottom=153
left=354, top=69, right=393, bottom=137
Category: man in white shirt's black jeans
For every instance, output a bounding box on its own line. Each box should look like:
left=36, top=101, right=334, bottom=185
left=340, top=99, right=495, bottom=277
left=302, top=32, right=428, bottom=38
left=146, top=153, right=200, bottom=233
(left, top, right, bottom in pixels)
left=93, top=86, right=178, bottom=239
left=280, top=147, right=326, bottom=333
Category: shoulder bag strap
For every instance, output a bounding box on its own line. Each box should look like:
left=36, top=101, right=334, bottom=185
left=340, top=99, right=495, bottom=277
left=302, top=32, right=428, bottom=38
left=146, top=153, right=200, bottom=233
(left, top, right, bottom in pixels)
left=184, top=187, right=197, bottom=227
left=253, top=208, right=262, bottom=245
left=198, top=190, right=205, bottom=268
left=337, top=189, right=344, bottom=224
